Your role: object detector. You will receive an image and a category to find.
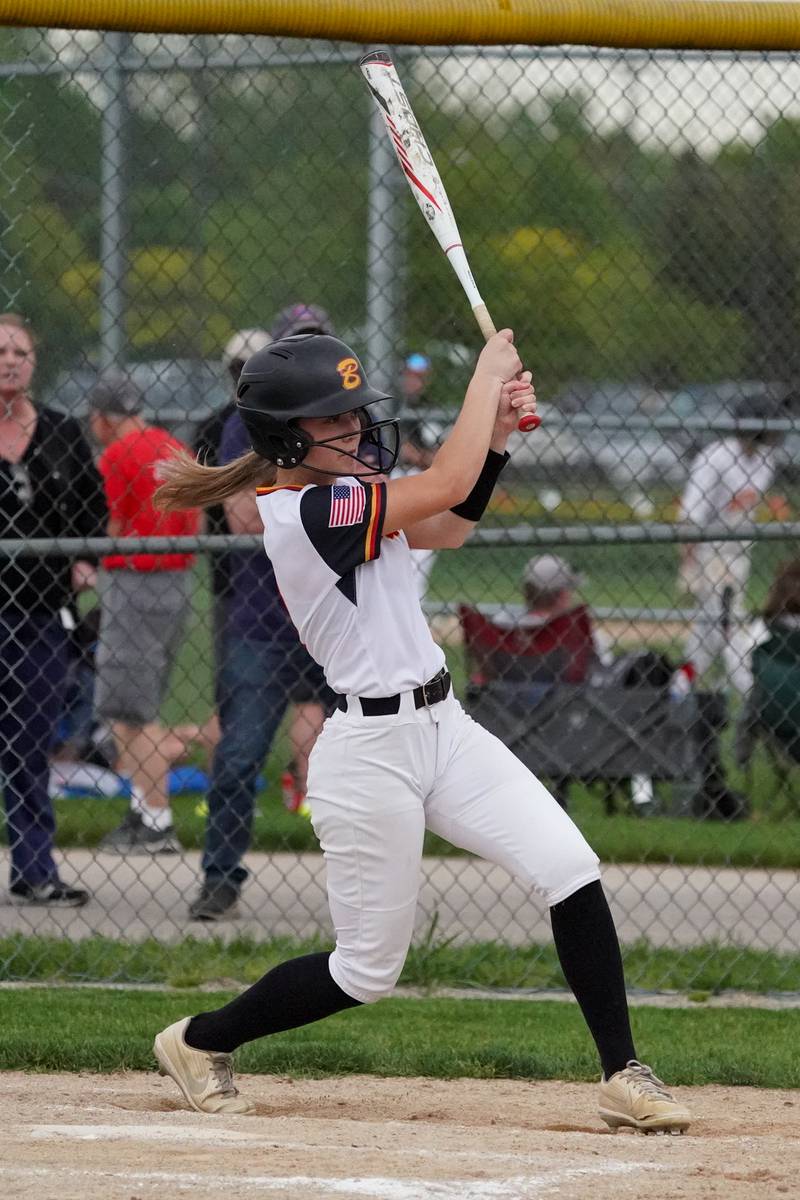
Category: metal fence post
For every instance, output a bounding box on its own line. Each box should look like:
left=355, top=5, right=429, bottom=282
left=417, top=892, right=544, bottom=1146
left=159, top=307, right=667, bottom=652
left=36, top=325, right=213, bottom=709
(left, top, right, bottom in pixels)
left=98, top=31, right=130, bottom=372
left=364, top=47, right=403, bottom=396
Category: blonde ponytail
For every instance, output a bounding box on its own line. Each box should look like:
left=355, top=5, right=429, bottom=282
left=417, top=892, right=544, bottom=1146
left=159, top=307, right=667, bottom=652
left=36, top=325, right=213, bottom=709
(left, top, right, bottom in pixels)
left=154, top=449, right=276, bottom=511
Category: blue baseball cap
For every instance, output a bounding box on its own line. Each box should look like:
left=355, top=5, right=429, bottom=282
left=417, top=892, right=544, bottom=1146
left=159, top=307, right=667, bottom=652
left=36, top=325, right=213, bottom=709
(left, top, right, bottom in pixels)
left=405, top=353, right=431, bottom=373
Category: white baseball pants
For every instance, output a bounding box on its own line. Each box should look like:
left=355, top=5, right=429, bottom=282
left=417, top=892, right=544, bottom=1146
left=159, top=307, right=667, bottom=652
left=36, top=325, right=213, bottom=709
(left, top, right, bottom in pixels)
left=684, top=542, right=755, bottom=693
left=306, top=691, right=600, bottom=1004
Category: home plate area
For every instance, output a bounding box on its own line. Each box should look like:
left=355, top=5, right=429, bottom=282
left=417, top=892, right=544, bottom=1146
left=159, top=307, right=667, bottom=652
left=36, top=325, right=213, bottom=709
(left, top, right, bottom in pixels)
left=1, top=1072, right=797, bottom=1199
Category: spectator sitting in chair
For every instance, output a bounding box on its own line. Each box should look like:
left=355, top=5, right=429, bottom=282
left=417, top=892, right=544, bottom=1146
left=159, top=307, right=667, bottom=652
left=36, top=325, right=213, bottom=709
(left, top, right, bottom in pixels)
left=459, top=554, right=599, bottom=690
left=459, top=555, right=599, bottom=809
left=460, top=558, right=687, bottom=815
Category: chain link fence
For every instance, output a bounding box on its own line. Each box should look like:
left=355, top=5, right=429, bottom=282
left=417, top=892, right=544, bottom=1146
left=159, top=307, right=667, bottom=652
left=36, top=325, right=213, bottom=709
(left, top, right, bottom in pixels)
left=2, top=27, right=800, bottom=986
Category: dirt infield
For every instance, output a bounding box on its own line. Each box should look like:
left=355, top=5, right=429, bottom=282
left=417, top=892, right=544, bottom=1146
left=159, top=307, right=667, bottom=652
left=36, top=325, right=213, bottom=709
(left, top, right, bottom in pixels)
left=2, top=1071, right=798, bottom=1199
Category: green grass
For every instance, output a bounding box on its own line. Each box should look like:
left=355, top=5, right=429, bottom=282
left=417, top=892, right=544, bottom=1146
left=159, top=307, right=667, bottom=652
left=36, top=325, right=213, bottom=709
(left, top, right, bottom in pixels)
left=1, top=987, right=797, bottom=1087
left=2, top=933, right=799, bottom=992
left=432, top=532, right=793, bottom=612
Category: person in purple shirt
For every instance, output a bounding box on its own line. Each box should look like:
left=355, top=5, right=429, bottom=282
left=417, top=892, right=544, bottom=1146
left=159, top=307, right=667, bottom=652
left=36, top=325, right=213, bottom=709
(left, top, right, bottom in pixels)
left=189, top=403, right=334, bottom=922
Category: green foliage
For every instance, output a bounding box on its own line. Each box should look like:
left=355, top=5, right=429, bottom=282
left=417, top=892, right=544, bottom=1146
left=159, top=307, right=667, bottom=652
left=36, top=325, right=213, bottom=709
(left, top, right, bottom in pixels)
left=656, top=133, right=800, bottom=378
left=3, top=49, right=800, bottom=381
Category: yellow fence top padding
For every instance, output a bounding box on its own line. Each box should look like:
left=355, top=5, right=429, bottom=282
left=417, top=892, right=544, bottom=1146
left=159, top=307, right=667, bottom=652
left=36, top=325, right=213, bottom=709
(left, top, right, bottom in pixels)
left=1, top=1, right=800, bottom=52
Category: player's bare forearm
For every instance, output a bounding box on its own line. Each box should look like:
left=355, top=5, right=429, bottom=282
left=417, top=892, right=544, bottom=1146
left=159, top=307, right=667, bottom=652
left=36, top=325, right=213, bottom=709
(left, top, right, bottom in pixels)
left=427, top=332, right=519, bottom=503
left=405, top=510, right=476, bottom=550
left=383, top=334, right=521, bottom=533
left=406, top=376, right=535, bottom=547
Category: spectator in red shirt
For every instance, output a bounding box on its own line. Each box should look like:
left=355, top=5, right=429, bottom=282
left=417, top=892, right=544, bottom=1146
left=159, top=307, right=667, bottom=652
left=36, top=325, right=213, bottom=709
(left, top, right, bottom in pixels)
left=89, top=373, right=201, bottom=854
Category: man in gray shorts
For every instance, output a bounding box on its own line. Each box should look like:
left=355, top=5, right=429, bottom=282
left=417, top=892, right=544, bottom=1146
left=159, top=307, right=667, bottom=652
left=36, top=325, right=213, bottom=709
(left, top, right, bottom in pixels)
left=89, top=373, right=201, bottom=853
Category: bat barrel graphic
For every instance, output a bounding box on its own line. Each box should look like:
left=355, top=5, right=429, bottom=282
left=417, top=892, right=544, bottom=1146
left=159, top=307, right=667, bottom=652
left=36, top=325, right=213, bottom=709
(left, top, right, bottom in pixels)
left=360, top=51, right=539, bottom=434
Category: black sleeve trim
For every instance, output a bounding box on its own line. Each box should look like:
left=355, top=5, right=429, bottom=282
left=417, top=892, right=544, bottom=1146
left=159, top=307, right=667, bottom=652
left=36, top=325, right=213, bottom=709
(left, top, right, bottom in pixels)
left=299, top=482, right=386, bottom=576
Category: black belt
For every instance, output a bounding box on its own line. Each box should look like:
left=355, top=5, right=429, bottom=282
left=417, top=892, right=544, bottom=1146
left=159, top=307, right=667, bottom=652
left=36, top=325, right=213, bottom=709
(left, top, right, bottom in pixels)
left=337, top=668, right=451, bottom=716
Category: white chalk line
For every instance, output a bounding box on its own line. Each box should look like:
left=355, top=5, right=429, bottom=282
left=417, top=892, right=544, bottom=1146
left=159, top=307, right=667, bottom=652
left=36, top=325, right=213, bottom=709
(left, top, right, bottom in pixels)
left=0, top=1162, right=669, bottom=1200
left=25, top=1121, right=670, bottom=1169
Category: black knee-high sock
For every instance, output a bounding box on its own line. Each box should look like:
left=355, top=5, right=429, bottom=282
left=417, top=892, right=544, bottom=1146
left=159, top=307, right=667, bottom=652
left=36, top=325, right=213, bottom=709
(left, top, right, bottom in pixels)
left=549, top=880, right=636, bottom=1079
left=185, top=952, right=361, bottom=1053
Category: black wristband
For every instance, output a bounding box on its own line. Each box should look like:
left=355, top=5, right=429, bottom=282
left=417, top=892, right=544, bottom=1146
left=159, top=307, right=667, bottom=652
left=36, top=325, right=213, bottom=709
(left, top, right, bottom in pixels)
left=449, top=449, right=510, bottom=522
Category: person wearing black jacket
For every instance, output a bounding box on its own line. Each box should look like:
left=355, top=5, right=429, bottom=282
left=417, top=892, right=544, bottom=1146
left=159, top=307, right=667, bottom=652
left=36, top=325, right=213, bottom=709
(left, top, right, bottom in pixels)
left=194, top=329, right=273, bottom=635
left=0, top=314, right=108, bottom=906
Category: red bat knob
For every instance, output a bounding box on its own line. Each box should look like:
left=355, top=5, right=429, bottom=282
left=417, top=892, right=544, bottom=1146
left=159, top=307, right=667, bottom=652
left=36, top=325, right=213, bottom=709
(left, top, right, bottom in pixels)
left=518, top=413, right=541, bottom=432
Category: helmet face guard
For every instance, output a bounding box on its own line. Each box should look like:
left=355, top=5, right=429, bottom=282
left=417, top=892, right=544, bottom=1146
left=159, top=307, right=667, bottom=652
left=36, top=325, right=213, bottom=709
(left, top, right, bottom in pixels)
left=307, top=411, right=400, bottom=477
left=241, top=404, right=399, bottom=477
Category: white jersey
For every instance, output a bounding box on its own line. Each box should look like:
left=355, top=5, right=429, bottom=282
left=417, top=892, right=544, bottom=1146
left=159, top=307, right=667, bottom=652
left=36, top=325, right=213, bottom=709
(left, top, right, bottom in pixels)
left=680, top=439, right=775, bottom=531
left=391, top=466, right=437, bottom=598
left=256, top=477, right=444, bottom=697
left=679, top=438, right=776, bottom=594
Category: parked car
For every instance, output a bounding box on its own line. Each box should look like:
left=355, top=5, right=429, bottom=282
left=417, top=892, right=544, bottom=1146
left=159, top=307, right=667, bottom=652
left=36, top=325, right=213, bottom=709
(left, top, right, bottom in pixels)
left=668, top=380, right=770, bottom=452
left=44, top=358, right=230, bottom=444
left=670, top=380, right=800, bottom=482
left=551, top=381, right=686, bottom=488
left=397, top=402, right=594, bottom=484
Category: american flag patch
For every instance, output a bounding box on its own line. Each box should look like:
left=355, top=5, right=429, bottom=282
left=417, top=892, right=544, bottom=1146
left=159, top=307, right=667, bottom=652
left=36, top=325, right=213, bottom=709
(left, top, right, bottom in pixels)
left=329, top=482, right=366, bottom=528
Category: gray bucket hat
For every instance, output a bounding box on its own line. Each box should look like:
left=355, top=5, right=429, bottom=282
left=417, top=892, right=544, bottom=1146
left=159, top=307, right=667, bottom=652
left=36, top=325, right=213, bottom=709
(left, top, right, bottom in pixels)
left=87, top=371, right=142, bottom=417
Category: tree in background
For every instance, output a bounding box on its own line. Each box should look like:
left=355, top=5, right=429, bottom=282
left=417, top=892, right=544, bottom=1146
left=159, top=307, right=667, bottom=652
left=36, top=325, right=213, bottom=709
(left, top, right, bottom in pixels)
left=656, top=121, right=800, bottom=383
left=0, top=32, right=796, bottom=394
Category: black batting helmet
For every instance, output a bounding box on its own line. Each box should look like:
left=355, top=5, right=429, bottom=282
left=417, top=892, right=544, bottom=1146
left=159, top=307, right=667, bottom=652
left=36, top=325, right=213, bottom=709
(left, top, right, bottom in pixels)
left=236, top=334, right=399, bottom=476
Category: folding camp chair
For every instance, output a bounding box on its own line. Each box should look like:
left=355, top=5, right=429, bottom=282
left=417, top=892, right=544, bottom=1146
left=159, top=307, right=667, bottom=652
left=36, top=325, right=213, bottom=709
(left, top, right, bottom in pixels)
left=465, top=680, right=697, bottom=814
left=458, top=605, right=735, bottom=816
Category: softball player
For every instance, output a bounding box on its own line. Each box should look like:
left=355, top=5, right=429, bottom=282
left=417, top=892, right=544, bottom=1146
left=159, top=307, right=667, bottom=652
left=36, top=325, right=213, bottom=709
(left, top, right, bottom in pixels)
left=152, top=332, right=690, bottom=1134
left=679, top=401, right=781, bottom=693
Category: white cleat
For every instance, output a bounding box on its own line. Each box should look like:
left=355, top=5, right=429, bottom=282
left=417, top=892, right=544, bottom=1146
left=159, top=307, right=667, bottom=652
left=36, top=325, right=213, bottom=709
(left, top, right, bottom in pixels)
left=598, top=1060, right=691, bottom=1135
left=153, top=1017, right=255, bottom=1115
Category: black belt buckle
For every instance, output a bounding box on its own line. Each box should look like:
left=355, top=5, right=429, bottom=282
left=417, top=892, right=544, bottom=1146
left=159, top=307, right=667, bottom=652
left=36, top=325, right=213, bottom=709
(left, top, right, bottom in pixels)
left=339, top=670, right=450, bottom=717
left=417, top=669, right=450, bottom=709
